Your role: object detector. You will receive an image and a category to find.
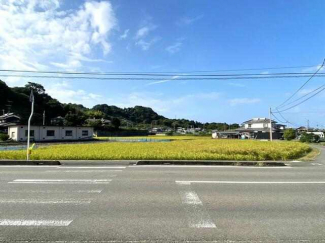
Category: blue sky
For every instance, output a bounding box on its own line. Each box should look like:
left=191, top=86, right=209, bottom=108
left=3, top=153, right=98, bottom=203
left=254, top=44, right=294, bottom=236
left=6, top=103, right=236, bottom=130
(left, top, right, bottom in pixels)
left=0, top=0, right=325, bottom=127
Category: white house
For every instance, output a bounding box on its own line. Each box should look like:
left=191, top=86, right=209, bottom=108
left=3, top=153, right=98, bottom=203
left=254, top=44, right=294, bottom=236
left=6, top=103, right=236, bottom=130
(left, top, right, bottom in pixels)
left=236, top=118, right=286, bottom=139
left=8, top=125, right=94, bottom=142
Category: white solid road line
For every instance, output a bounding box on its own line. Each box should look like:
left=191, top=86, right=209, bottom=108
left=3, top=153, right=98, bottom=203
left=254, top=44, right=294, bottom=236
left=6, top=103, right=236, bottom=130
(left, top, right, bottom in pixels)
left=178, top=183, right=216, bottom=228
left=0, top=166, right=126, bottom=169
left=0, top=220, right=73, bottom=226
left=0, top=166, right=61, bottom=168
left=176, top=181, right=325, bottom=185
left=0, top=199, right=91, bottom=205
left=56, top=166, right=126, bottom=169
left=133, top=165, right=291, bottom=169
left=9, top=179, right=112, bottom=184
left=45, top=170, right=122, bottom=173
left=0, top=189, right=102, bottom=193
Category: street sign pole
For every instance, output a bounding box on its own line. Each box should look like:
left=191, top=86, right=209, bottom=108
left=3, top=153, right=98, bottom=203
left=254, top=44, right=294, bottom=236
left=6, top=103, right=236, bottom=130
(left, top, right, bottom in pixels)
left=27, top=90, right=34, bottom=161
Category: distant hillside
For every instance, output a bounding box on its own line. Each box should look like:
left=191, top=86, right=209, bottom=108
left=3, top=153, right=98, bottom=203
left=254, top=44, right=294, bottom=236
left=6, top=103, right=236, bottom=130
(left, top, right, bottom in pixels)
left=0, top=80, right=239, bottom=130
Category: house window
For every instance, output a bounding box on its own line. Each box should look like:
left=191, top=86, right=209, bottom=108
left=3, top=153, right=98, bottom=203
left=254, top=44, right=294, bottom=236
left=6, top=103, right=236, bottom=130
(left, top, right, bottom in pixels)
left=25, top=130, right=34, bottom=137
left=263, top=123, right=268, bottom=128
left=248, top=124, right=251, bottom=128
left=47, top=130, right=55, bottom=136
left=82, top=130, right=89, bottom=136
left=65, top=130, right=73, bottom=137
left=11, top=132, right=15, bottom=138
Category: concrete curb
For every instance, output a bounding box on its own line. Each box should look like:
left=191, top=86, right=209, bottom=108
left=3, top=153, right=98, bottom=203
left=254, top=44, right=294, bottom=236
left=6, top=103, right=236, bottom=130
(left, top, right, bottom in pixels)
left=59, top=160, right=137, bottom=166
left=0, top=160, right=61, bottom=165
left=136, top=160, right=286, bottom=166
left=0, top=160, right=286, bottom=166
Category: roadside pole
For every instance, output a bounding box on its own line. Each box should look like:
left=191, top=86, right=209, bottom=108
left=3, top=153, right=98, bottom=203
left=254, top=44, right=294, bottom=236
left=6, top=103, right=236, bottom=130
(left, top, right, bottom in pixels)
left=269, top=107, right=273, bottom=142
left=27, top=90, right=34, bottom=161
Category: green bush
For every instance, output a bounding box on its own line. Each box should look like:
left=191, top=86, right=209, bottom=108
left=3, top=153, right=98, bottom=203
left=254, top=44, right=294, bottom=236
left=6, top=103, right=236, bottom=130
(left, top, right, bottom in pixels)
left=0, top=133, right=9, bottom=141
left=300, top=132, right=320, bottom=143
left=284, top=128, right=296, bottom=141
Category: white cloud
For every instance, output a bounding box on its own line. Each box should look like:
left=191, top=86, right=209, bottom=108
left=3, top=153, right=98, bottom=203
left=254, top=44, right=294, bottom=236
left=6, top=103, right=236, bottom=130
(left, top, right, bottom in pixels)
left=302, top=64, right=325, bottom=72
left=260, top=71, right=269, bottom=75
left=228, top=82, right=246, bottom=88
left=115, top=91, right=221, bottom=114
left=46, top=81, right=105, bottom=107
left=228, top=98, right=261, bottom=106
left=176, top=14, right=204, bottom=26
left=134, top=22, right=158, bottom=50
left=0, top=0, right=117, bottom=72
left=166, top=42, right=182, bottom=54
left=119, top=29, right=129, bottom=40
left=135, top=27, right=150, bottom=39
left=146, top=75, right=180, bottom=86
left=135, top=37, right=160, bottom=51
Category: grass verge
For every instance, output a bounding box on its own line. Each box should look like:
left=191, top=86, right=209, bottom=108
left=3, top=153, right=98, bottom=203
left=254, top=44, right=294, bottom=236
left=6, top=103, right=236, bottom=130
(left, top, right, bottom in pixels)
left=297, top=147, right=320, bottom=161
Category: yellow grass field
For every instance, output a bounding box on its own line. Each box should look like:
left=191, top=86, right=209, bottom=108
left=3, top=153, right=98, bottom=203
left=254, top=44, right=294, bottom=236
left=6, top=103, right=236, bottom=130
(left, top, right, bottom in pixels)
left=0, top=137, right=311, bottom=161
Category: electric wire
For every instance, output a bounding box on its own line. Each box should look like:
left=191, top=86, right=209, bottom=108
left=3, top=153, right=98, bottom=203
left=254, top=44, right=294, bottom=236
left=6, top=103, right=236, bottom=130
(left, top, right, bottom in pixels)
left=0, top=64, right=318, bottom=75
left=0, top=74, right=325, bottom=81
left=276, top=59, right=325, bottom=109
left=275, top=85, right=325, bottom=113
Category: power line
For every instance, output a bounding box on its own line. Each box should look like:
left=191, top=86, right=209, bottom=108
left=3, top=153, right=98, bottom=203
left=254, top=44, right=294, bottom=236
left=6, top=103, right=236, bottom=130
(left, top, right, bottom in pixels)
left=271, top=112, right=287, bottom=124
left=0, top=74, right=325, bottom=81
left=274, top=108, right=299, bottom=127
left=0, top=64, right=318, bottom=75
left=276, top=84, right=325, bottom=109
left=276, top=59, right=325, bottom=109
left=0, top=70, right=324, bottom=77
left=275, top=85, right=325, bottom=113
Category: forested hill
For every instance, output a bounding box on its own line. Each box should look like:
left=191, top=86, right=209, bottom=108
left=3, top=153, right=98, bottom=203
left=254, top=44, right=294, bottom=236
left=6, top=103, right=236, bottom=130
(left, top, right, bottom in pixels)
left=0, top=80, right=239, bottom=130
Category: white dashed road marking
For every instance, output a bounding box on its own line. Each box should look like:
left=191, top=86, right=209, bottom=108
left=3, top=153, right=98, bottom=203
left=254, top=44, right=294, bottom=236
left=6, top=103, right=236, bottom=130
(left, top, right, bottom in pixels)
left=133, top=165, right=291, bottom=168
left=9, top=179, right=112, bottom=184
left=0, top=190, right=102, bottom=193
left=0, top=220, right=73, bottom=226
left=176, top=181, right=325, bottom=185
left=0, top=199, right=91, bottom=205
left=177, top=182, right=216, bottom=228
left=45, top=170, right=123, bottom=173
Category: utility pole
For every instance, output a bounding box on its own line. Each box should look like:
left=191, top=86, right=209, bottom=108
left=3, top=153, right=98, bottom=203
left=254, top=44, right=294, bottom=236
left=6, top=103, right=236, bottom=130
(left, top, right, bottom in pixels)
left=43, top=110, right=46, bottom=126
left=269, top=107, right=273, bottom=141
left=307, top=120, right=309, bottom=132
left=27, top=90, right=34, bottom=161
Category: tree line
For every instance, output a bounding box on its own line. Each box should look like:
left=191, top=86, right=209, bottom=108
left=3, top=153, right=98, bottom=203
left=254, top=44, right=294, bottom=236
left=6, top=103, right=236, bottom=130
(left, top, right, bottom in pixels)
left=0, top=80, right=239, bottom=131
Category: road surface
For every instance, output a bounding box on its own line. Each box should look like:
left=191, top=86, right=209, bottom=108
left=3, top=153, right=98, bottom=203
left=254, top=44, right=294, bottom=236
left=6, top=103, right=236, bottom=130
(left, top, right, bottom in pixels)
left=0, top=149, right=325, bottom=242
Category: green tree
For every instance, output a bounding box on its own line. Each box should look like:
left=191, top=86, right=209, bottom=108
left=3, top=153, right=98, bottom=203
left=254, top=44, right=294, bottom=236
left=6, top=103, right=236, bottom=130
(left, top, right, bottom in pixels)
left=284, top=128, right=296, bottom=141
left=111, top=117, right=121, bottom=129
left=85, top=110, right=105, bottom=119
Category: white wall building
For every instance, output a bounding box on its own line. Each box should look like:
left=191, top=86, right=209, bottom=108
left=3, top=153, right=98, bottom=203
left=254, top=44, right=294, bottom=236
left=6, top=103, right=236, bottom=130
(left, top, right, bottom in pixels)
left=8, top=125, right=94, bottom=142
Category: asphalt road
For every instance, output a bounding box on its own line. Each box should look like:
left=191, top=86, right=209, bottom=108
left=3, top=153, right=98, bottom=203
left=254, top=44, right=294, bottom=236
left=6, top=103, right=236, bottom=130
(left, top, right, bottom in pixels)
left=1, top=148, right=325, bottom=242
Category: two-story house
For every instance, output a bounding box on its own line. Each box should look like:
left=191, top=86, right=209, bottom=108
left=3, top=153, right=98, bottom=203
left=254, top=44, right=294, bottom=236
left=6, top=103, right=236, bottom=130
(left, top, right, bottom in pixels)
left=236, top=118, right=286, bottom=139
